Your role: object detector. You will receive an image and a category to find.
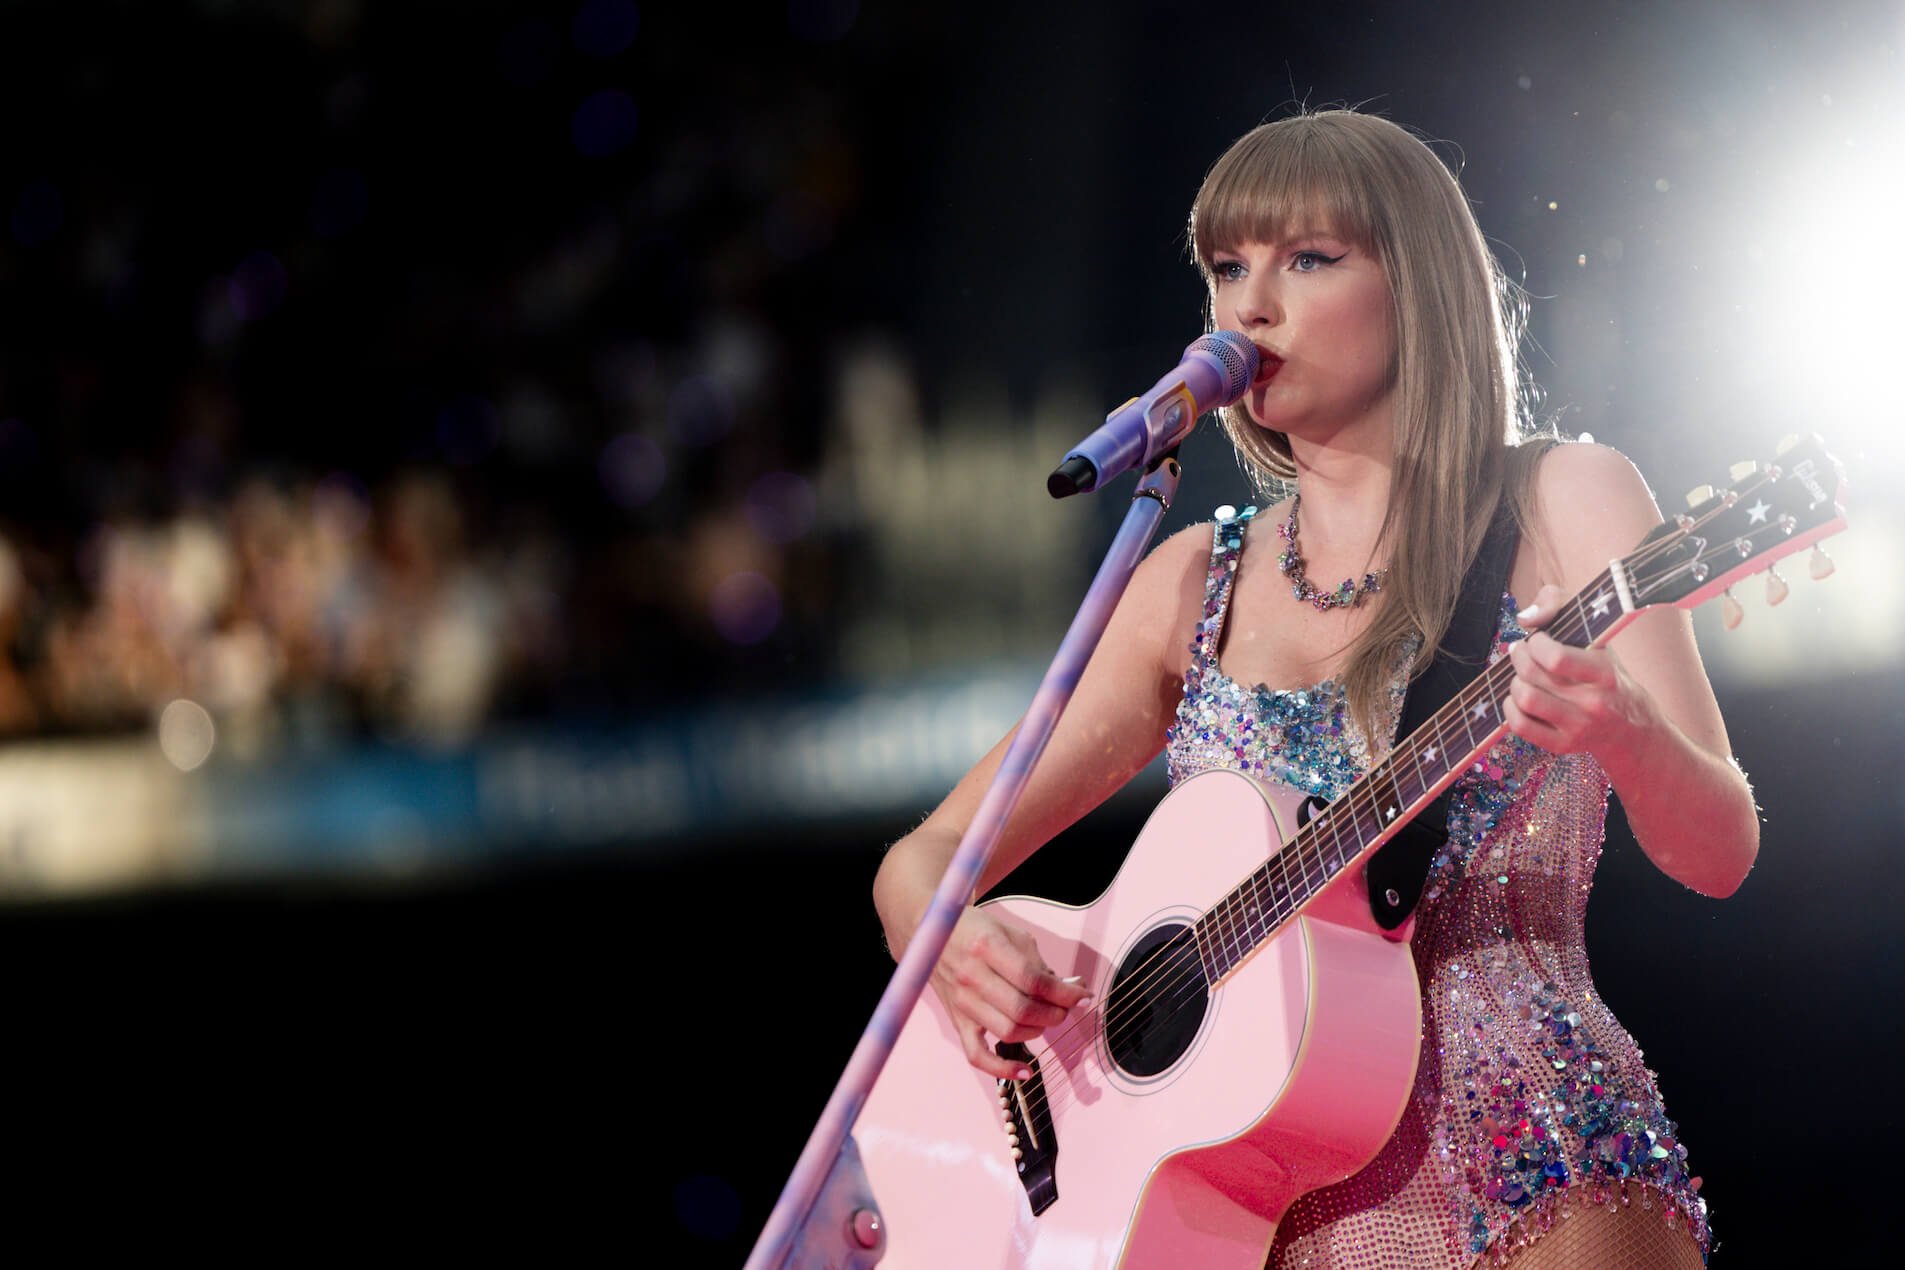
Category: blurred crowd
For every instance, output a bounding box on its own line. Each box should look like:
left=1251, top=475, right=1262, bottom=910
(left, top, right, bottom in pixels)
left=0, top=470, right=568, bottom=752
left=0, top=4, right=1106, bottom=757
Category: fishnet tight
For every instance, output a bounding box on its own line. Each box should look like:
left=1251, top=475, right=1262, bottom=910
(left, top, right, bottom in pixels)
left=1491, top=1198, right=1705, bottom=1270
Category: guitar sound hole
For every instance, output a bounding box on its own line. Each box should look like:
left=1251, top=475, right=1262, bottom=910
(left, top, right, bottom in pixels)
left=1104, top=922, right=1209, bottom=1078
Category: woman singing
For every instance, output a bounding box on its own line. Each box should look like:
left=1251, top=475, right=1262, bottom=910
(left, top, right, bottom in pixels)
left=873, top=109, right=1755, bottom=1267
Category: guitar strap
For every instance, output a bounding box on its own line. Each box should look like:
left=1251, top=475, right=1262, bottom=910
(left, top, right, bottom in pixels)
left=1364, top=493, right=1522, bottom=931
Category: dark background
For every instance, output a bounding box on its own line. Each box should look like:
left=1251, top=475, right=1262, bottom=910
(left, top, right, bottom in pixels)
left=0, top=0, right=1898, bottom=1261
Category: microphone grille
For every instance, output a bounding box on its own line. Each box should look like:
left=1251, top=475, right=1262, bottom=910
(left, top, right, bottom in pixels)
left=1187, top=330, right=1259, bottom=401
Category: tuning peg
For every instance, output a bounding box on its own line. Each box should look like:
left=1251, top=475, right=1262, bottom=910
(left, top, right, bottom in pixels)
left=1765, top=566, right=1789, bottom=607
left=1729, top=460, right=1760, bottom=482
left=1721, top=588, right=1744, bottom=630
left=1776, top=433, right=1803, bottom=456
left=1685, top=483, right=1716, bottom=509
left=1809, top=546, right=1835, bottom=580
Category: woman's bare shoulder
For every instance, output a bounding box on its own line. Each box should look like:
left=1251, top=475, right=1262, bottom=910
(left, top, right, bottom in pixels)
left=1531, top=438, right=1655, bottom=500
left=1526, top=440, right=1665, bottom=589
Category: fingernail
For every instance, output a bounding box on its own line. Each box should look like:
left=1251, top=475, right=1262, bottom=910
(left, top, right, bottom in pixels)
left=1076, top=996, right=1095, bottom=1011
left=1517, top=604, right=1539, bottom=621
left=1060, top=975, right=1084, bottom=985
left=1015, top=1068, right=1032, bottom=1081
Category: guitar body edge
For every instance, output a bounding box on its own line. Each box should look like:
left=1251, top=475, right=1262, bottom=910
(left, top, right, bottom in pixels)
left=1118, top=907, right=1422, bottom=1268
left=858, top=771, right=1422, bottom=1268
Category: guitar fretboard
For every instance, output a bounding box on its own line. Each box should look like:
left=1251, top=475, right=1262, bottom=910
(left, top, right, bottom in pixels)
left=1190, top=568, right=1629, bottom=982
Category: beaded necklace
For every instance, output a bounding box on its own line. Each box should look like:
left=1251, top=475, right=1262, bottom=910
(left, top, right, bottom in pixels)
left=1276, top=493, right=1388, bottom=611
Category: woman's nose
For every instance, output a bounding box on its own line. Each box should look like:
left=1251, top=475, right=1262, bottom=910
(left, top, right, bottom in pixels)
left=1233, top=277, right=1281, bottom=327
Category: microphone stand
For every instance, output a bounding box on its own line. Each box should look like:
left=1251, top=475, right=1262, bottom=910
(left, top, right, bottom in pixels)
left=744, top=451, right=1184, bottom=1269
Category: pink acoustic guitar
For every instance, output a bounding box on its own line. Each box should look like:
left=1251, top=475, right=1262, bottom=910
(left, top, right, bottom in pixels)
left=855, top=436, right=1846, bottom=1268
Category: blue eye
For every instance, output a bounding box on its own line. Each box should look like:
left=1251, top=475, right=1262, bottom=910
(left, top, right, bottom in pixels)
left=1212, top=259, right=1246, bottom=282
left=1292, top=251, right=1347, bottom=272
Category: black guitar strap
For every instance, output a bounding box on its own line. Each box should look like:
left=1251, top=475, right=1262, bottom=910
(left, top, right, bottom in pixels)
left=1365, top=495, right=1522, bottom=930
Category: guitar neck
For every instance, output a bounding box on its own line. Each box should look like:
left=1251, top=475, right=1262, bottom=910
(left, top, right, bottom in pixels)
left=1192, top=441, right=1847, bottom=981
left=1188, top=595, right=1581, bottom=982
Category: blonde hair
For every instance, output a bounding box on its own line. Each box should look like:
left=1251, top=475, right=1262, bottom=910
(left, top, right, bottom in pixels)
left=1188, top=108, right=1555, bottom=741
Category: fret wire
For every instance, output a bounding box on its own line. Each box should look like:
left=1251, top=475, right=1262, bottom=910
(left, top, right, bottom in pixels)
left=1229, top=883, right=1249, bottom=960
left=1244, top=868, right=1266, bottom=943
left=1263, top=851, right=1293, bottom=930
left=1383, top=766, right=1405, bottom=830
left=1290, top=826, right=1323, bottom=897
left=1273, top=849, right=1298, bottom=916
left=1219, top=889, right=1241, bottom=974
left=1218, top=901, right=1236, bottom=978
left=1206, top=895, right=1225, bottom=977
left=1292, top=812, right=1323, bottom=876
left=1287, top=820, right=1321, bottom=893
left=1314, top=813, right=1340, bottom=874
left=1214, top=909, right=1230, bottom=979
left=1397, top=752, right=1423, bottom=811
left=1234, top=874, right=1253, bottom=947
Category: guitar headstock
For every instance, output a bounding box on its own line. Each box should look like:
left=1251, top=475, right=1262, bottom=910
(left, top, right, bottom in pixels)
left=1623, top=433, right=1847, bottom=620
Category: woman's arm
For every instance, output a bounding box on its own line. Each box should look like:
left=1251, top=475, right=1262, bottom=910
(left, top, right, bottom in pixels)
left=872, top=522, right=1208, bottom=1077
left=1506, top=442, right=1760, bottom=897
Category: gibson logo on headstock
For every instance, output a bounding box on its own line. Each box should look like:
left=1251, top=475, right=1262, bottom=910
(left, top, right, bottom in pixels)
left=1789, top=458, right=1831, bottom=508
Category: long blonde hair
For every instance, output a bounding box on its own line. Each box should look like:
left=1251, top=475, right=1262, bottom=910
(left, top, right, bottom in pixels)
left=1188, top=109, right=1555, bottom=740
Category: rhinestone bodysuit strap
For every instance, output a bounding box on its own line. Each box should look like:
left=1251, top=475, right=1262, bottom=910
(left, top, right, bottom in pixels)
left=1193, top=505, right=1258, bottom=665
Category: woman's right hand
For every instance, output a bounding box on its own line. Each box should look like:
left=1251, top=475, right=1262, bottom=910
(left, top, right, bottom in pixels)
left=929, top=907, right=1092, bottom=1082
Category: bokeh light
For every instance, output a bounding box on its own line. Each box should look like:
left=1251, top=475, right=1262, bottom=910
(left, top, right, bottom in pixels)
left=598, top=432, right=666, bottom=509
left=571, top=88, right=639, bottom=157
left=158, top=699, right=216, bottom=771
left=709, top=571, right=781, bottom=645
left=744, top=471, right=817, bottom=544
left=228, top=251, right=289, bottom=322
left=667, top=375, right=736, bottom=446
left=573, top=0, right=640, bottom=59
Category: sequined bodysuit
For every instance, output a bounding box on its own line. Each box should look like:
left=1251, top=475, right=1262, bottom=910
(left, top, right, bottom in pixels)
left=1162, top=507, right=1710, bottom=1268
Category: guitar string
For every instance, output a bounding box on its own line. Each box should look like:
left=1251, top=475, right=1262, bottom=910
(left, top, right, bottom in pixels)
left=1003, top=476, right=1803, bottom=1125
left=1001, top=573, right=1621, bottom=1125
left=1021, top=514, right=1692, bottom=1074
left=1003, top=492, right=1766, bottom=1125
left=1009, top=509, right=1800, bottom=1130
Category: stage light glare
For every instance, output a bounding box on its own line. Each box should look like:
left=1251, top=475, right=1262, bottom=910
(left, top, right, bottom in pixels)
left=1735, top=125, right=1905, bottom=470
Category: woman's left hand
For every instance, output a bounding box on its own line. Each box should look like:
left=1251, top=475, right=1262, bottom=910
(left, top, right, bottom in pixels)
left=1503, top=583, right=1657, bottom=758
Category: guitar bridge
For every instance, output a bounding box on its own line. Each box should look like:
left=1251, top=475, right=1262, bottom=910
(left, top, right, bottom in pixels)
left=995, top=1041, right=1059, bottom=1215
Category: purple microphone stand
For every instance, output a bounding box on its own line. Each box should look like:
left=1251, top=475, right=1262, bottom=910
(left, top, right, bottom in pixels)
left=743, top=451, right=1185, bottom=1269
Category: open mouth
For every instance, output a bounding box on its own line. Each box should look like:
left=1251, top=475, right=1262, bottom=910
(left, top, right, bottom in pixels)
left=1252, top=352, right=1284, bottom=386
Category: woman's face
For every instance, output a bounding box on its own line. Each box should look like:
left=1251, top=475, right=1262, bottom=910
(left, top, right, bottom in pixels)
left=1207, top=229, right=1397, bottom=444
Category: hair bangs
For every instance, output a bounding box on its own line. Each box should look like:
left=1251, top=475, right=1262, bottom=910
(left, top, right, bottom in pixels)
left=1190, top=123, right=1381, bottom=275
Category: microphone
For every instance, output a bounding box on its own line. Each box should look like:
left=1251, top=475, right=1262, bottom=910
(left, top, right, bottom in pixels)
left=1047, top=330, right=1259, bottom=498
